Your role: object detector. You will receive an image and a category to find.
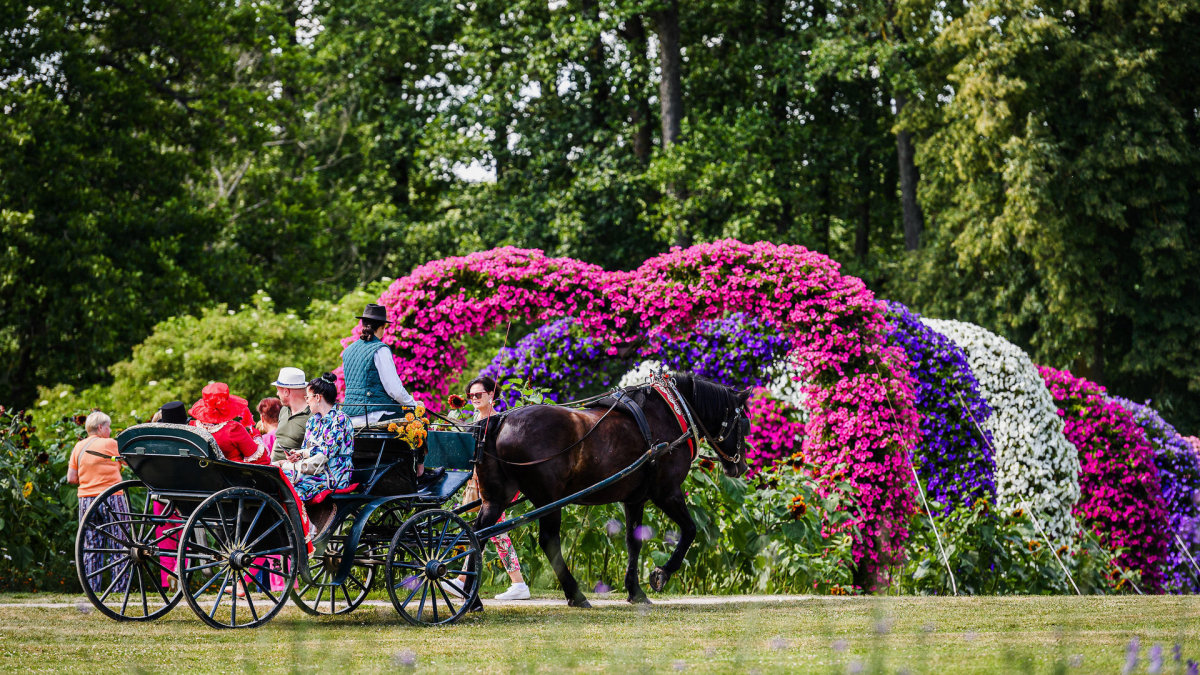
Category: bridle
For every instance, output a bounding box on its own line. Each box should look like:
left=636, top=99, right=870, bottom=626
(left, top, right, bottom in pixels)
left=669, top=377, right=747, bottom=465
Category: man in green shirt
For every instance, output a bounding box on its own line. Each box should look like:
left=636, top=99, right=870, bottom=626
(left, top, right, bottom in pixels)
left=271, top=367, right=311, bottom=463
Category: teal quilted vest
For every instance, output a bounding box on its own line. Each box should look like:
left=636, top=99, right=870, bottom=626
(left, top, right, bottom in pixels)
left=341, top=337, right=404, bottom=418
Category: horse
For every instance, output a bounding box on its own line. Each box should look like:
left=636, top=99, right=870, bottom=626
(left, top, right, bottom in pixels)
left=473, top=373, right=750, bottom=606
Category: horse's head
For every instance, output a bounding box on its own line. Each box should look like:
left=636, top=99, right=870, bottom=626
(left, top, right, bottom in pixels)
left=677, top=374, right=751, bottom=478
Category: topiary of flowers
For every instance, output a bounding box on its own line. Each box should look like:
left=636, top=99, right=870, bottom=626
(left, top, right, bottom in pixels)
left=1109, top=396, right=1200, bottom=593
left=595, top=240, right=920, bottom=586
left=922, top=319, right=1080, bottom=544
left=349, top=241, right=920, bottom=586
left=885, top=302, right=996, bottom=514
left=646, top=312, right=792, bottom=391
left=1038, top=367, right=1170, bottom=593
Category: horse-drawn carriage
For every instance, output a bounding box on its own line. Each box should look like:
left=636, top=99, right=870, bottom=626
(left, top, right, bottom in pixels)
left=76, top=420, right=485, bottom=628
left=76, top=373, right=752, bottom=629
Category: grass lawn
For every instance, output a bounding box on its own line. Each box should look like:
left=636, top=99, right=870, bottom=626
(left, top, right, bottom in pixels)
left=1, top=592, right=1198, bottom=673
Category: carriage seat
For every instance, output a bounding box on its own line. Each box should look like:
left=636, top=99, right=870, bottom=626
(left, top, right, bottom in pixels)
left=117, top=423, right=222, bottom=461
left=307, top=483, right=361, bottom=505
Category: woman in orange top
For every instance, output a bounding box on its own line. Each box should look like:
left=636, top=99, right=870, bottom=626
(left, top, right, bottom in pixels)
left=68, top=411, right=128, bottom=592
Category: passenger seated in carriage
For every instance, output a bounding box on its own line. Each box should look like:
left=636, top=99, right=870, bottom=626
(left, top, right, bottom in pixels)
left=341, top=303, right=431, bottom=479
left=188, top=383, right=269, bottom=465
left=280, top=373, right=355, bottom=502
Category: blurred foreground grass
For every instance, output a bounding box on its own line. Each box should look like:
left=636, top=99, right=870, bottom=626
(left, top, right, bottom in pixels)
left=1, top=594, right=1198, bottom=673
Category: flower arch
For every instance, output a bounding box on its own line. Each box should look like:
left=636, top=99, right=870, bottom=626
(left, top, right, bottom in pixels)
left=1039, top=367, right=1169, bottom=592
left=350, top=241, right=920, bottom=585
left=922, top=318, right=1080, bottom=544
left=598, top=241, right=920, bottom=584
left=885, top=302, right=996, bottom=514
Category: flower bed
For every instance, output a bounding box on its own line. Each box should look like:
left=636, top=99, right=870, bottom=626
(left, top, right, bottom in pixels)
left=923, top=319, right=1080, bottom=544
left=885, top=302, right=996, bottom=513
left=1039, top=367, right=1169, bottom=592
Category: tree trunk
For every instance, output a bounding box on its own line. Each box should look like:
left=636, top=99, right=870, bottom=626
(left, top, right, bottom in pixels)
left=623, top=14, right=653, bottom=164
left=652, top=2, right=688, bottom=247
left=895, top=92, right=924, bottom=250
left=580, top=0, right=609, bottom=131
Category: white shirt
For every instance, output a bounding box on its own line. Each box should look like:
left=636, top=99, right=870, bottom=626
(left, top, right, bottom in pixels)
left=348, top=347, right=423, bottom=427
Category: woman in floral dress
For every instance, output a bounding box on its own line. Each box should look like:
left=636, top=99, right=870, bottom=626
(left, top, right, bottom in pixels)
left=280, top=372, right=354, bottom=502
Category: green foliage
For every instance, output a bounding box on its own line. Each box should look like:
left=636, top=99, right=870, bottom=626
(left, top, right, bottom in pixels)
left=899, top=499, right=1141, bottom=596
left=34, top=284, right=385, bottom=430
left=903, top=0, right=1200, bottom=432
left=0, top=409, right=83, bottom=591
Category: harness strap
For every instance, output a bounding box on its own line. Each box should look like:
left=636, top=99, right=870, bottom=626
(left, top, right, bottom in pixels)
left=650, top=380, right=697, bottom=460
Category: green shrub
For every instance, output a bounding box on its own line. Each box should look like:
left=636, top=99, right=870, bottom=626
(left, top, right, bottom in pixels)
left=0, top=408, right=84, bottom=591
left=34, top=284, right=387, bottom=430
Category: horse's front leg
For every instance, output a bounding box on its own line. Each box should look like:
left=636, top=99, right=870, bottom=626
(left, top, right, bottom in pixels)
left=648, top=489, right=696, bottom=593
left=623, top=501, right=650, bottom=604
left=537, top=511, right=590, bottom=608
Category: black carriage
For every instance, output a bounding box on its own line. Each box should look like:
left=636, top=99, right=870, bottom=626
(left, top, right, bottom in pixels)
left=75, top=420, right=484, bottom=628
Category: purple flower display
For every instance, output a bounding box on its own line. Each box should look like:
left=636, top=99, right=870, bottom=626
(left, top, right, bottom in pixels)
left=885, top=302, right=996, bottom=513
left=1110, top=396, right=1200, bottom=594
left=481, top=318, right=628, bottom=407
left=644, top=313, right=792, bottom=390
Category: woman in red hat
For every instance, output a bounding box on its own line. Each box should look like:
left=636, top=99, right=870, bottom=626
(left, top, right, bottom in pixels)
left=189, top=382, right=269, bottom=464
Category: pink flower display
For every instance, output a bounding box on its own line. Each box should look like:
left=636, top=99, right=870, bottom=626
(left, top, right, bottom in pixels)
left=348, top=240, right=920, bottom=586
left=1038, top=366, right=1170, bottom=592
left=598, top=241, right=920, bottom=585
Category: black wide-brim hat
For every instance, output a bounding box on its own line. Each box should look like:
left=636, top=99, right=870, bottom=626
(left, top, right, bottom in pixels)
left=356, top=303, right=391, bottom=324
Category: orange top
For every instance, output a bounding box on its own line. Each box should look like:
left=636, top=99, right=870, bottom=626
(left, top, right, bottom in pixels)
left=69, top=436, right=123, bottom=497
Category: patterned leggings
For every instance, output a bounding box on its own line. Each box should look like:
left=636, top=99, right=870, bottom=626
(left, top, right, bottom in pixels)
left=78, top=493, right=132, bottom=593
left=490, top=514, right=521, bottom=575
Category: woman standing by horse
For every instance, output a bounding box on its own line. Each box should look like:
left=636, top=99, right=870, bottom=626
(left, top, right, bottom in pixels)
left=472, top=373, right=749, bottom=607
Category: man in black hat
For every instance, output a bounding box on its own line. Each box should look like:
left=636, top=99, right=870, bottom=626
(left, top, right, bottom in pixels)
left=341, top=303, right=423, bottom=426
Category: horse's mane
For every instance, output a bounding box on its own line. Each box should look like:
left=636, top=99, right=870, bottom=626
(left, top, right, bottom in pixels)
left=673, top=372, right=736, bottom=423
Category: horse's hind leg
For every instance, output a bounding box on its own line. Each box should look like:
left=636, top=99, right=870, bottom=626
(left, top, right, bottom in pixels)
left=648, top=490, right=696, bottom=593
left=538, top=511, right=590, bottom=608
left=623, top=501, right=650, bottom=604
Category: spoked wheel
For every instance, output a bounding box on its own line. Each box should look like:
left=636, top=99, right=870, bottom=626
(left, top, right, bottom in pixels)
left=75, top=480, right=184, bottom=621
left=292, top=500, right=410, bottom=616
left=385, top=508, right=482, bottom=626
left=177, top=487, right=299, bottom=629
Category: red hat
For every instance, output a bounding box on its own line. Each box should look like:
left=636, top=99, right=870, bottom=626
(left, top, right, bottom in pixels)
left=189, top=382, right=251, bottom=425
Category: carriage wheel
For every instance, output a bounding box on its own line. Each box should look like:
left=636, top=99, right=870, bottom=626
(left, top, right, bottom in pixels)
left=177, top=487, right=298, bottom=629
left=385, top=508, right=481, bottom=626
left=75, top=480, right=184, bottom=621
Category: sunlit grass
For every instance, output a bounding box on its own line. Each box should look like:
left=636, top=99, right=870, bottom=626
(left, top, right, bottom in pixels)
left=1, top=594, right=1198, bottom=673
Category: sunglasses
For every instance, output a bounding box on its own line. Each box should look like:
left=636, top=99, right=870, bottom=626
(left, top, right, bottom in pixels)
left=467, top=391, right=489, bottom=400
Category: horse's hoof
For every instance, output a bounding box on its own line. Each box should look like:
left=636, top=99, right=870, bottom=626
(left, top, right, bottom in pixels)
left=568, top=597, right=592, bottom=609
left=648, top=566, right=669, bottom=592
left=628, top=594, right=651, bottom=605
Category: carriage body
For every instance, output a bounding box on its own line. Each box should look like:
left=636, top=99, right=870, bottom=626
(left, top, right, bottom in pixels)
left=76, top=419, right=481, bottom=628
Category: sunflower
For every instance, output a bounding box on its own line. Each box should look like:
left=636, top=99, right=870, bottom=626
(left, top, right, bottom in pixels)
left=22, top=481, right=33, bottom=499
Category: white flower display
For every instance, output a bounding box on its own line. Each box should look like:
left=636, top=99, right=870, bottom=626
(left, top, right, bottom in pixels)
left=923, top=318, right=1081, bottom=543
left=766, top=361, right=810, bottom=424
left=618, top=360, right=665, bottom=389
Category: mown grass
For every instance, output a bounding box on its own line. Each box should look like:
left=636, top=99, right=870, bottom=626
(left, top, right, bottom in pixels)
left=1, top=594, right=1198, bottom=673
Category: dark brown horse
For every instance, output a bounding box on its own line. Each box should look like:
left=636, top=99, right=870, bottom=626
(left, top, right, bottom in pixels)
left=474, top=373, right=750, bottom=606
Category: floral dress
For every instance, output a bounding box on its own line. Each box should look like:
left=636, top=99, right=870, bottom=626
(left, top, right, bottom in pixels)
left=285, top=409, right=355, bottom=501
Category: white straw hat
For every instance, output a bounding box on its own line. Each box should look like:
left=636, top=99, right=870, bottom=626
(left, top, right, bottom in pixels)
left=272, top=367, right=308, bottom=389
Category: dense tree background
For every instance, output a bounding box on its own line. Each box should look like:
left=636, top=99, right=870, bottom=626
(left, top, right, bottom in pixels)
left=3, top=0, right=1199, bottom=431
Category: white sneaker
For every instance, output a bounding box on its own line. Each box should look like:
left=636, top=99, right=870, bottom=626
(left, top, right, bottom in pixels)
left=494, top=582, right=530, bottom=600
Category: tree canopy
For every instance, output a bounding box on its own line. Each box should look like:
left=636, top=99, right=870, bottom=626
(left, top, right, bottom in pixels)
left=3, top=0, right=1199, bottom=431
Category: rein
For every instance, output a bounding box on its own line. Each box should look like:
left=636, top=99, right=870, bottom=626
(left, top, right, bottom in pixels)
left=480, top=396, right=625, bottom=467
